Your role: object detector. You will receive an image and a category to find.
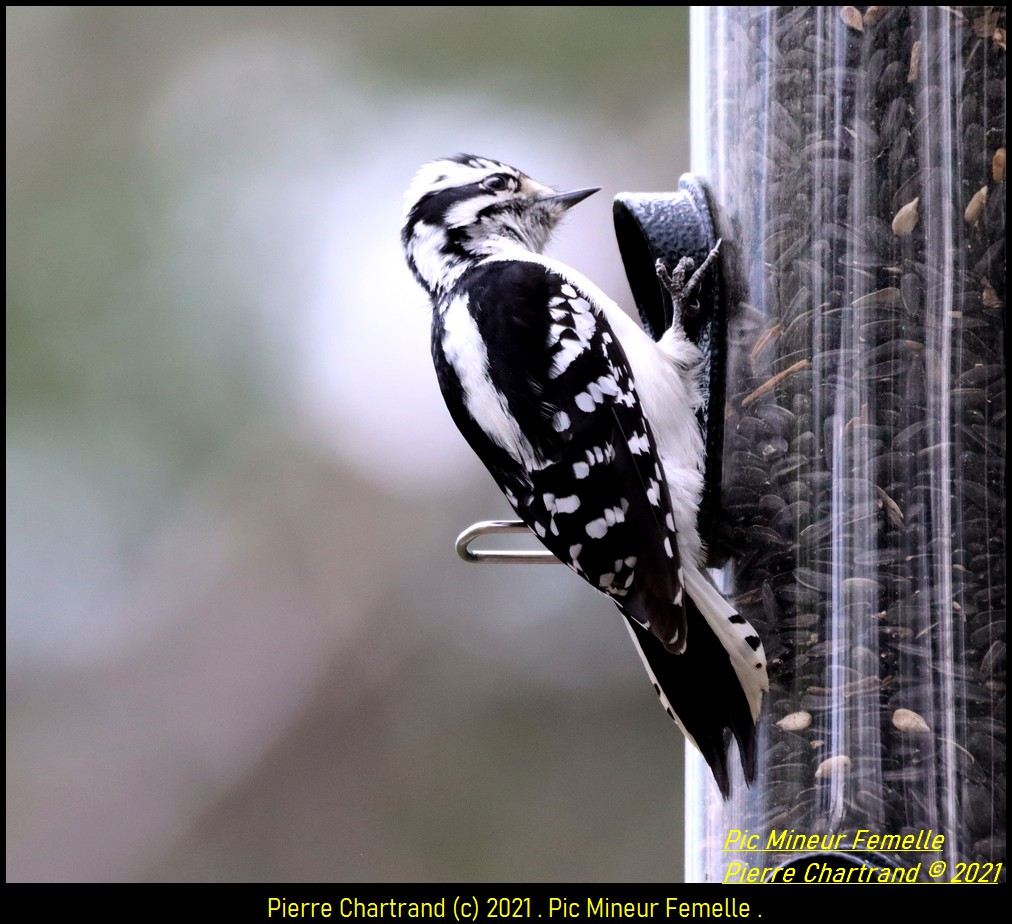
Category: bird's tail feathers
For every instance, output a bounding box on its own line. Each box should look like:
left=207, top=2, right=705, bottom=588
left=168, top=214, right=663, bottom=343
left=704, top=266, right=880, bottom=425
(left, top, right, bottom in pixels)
left=681, top=565, right=768, bottom=722
left=621, top=571, right=767, bottom=799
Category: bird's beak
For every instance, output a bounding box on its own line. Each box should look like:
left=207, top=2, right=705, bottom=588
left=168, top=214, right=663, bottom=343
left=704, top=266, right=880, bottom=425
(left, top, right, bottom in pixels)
left=544, top=187, right=601, bottom=210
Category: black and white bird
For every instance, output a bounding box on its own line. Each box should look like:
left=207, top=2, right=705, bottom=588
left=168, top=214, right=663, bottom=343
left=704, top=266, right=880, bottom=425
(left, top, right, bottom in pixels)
left=401, top=154, right=767, bottom=797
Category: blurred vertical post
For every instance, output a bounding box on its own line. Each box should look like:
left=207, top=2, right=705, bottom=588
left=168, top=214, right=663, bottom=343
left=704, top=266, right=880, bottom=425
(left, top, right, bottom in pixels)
left=688, top=6, right=1005, bottom=882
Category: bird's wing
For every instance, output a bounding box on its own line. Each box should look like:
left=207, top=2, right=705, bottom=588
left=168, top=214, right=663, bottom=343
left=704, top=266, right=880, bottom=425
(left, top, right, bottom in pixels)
left=459, top=259, right=688, bottom=651
left=437, top=258, right=766, bottom=795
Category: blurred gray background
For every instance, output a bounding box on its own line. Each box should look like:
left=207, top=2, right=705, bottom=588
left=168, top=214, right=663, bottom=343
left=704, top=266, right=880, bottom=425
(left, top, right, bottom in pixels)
left=7, top=6, right=691, bottom=882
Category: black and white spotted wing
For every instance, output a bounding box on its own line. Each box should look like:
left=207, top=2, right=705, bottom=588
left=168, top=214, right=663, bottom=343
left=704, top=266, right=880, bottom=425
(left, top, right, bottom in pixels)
left=435, top=259, right=689, bottom=653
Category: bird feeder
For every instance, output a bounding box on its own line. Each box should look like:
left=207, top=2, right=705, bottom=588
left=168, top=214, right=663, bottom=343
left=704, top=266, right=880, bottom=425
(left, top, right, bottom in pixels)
left=675, top=5, right=1006, bottom=883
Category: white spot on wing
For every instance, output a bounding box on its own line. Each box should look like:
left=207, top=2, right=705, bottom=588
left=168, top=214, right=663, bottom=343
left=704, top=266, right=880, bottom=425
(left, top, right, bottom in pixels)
left=555, top=495, right=581, bottom=514
left=596, top=375, right=619, bottom=396
left=550, top=339, right=586, bottom=379
left=546, top=294, right=597, bottom=380
left=628, top=432, right=650, bottom=454
left=587, top=504, right=627, bottom=538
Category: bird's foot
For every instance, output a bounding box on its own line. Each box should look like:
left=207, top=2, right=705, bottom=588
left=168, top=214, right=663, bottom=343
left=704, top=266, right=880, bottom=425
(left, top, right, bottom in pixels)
left=655, top=240, right=722, bottom=327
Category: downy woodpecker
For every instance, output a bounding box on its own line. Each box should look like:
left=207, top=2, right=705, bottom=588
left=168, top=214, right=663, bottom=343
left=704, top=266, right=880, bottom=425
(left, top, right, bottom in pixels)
left=401, top=155, right=767, bottom=797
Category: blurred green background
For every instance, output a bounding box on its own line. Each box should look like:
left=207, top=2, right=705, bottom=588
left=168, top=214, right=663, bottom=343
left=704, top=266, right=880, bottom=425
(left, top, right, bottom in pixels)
left=7, top=6, right=692, bottom=882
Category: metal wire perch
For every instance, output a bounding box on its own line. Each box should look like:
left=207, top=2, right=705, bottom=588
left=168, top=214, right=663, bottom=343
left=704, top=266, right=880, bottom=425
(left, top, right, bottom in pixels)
left=455, top=520, right=562, bottom=564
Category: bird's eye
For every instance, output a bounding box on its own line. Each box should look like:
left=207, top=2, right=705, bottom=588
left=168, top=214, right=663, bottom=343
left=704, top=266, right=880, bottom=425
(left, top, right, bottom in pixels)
left=481, top=175, right=509, bottom=192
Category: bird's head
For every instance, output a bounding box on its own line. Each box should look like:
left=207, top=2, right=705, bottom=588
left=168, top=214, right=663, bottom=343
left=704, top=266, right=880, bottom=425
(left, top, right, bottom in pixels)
left=401, top=154, right=598, bottom=297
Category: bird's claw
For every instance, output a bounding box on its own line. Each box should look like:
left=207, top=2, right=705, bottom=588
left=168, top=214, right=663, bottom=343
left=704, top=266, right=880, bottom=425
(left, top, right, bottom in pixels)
left=655, top=240, right=722, bottom=325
